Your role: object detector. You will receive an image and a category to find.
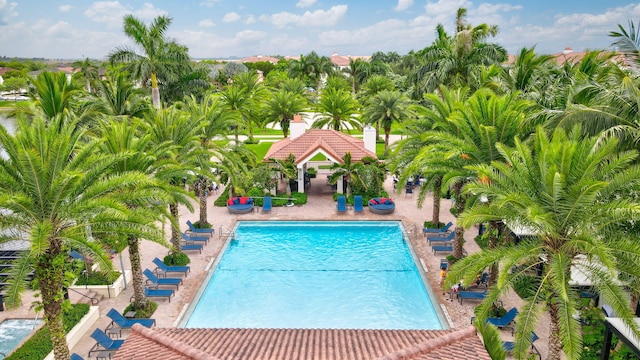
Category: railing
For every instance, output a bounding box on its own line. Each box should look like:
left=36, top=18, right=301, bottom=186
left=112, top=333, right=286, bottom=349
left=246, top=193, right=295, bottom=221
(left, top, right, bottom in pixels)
left=219, top=225, right=235, bottom=241
left=404, top=223, right=419, bottom=242
left=67, top=287, right=100, bottom=305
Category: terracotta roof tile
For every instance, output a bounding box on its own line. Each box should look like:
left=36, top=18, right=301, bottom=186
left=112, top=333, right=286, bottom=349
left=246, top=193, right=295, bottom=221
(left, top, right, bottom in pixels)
left=114, top=326, right=491, bottom=360
left=263, top=129, right=377, bottom=165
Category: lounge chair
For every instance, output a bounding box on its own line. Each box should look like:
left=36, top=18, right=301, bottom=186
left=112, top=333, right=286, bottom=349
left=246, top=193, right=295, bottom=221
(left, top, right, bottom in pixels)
left=337, top=195, right=347, bottom=213
left=353, top=195, right=364, bottom=213
left=143, top=269, right=182, bottom=290
left=503, top=332, right=541, bottom=359
left=144, top=287, right=174, bottom=302
left=432, top=245, right=453, bottom=255
left=89, top=328, right=124, bottom=357
left=471, top=307, right=518, bottom=334
left=69, top=250, right=84, bottom=260
left=227, top=196, right=254, bottom=214
left=423, top=221, right=453, bottom=235
left=262, top=196, right=272, bottom=213
left=181, top=232, right=209, bottom=245
left=457, top=288, right=488, bottom=304
left=152, top=257, right=190, bottom=277
left=106, top=308, right=155, bottom=336
left=469, top=272, right=489, bottom=288
left=368, top=197, right=395, bottom=215
left=180, top=243, right=203, bottom=253
left=186, top=220, right=214, bottom=237
left=427, top=231, right=455, bottom=246
left=70, top=354, right=84, bottom=360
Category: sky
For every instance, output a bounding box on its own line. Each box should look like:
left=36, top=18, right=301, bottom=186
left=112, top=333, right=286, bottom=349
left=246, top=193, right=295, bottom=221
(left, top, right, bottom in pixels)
left=2, top=0, right=640, bottom=60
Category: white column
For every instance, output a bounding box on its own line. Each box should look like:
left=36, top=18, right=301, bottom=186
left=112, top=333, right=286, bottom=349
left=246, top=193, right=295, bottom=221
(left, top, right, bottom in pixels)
left=363, top=124, right=376, bottom=154
left=297, top=165, right=305, bottom=193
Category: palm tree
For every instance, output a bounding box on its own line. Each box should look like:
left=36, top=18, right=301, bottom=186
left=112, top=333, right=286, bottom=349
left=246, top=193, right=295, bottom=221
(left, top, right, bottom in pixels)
left=109, top=15, right=190, bottom=109
left=11, top=71, right=80, bottom=122
left=270, top=153, right=298, bottom=196
left=93, top=72, right=150, bottom=118
left=219, top=84, right=249, bottom=144
left=450, top=126, right=640, bottom=360
left=233, top=71, right=267, bottom=142
left=288, top=51, right=335, bottom=90
left=72, top=57, right=100, bottom=93
left=263, top=88, right=308, bottom=137
left=0, top=116, right=163, bottom=360
left=363, top=89, right=414, bottom=156
left=328, top=152, right=364, bottom=198
left=312, top=87, right=361, bottom=131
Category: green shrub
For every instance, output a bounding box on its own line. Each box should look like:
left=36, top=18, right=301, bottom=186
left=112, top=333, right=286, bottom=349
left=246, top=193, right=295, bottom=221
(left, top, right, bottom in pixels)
left=123, top=301, right=158, bottom=319
left=164, top=252, right=190, bottom=266
left=243, top=139, right=260, bottom=145
left=6, top=303, right=90, bottom=360
left=423, top=221, right=445, bottom=229
left=446, top=254, right=459, bottom=265
left=247, top=187, right=264, bottom=206
left=74, top=270, right=120, bottom=285
left=193, top=221, right=212, bottom=229
left=214, top=186, right=231, bottom=207
left=512, top=275, right=540, bottom=299
left=306, top=168, right=317, bottom=178
left=474, top=234, right=488, bottom=250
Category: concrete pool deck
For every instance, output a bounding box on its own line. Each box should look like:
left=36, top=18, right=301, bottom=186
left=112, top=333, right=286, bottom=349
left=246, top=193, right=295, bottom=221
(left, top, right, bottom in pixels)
left=0, top=174, right=549, bottom=359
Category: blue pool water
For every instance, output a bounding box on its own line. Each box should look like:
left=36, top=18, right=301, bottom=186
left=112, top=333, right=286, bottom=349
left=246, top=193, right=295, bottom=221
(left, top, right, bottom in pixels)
left=184, top=221, right=443, bottom=329
left=0, top=319, right=43, bottom=356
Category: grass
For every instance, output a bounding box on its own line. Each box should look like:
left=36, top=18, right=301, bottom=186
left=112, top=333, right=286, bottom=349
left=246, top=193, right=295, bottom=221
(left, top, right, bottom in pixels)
left=246, top=142, right=273, bottom=160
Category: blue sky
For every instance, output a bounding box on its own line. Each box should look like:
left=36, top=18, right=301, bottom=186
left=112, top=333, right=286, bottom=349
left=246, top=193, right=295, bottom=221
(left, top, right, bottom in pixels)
left=1, top=0, right=640, bottom=60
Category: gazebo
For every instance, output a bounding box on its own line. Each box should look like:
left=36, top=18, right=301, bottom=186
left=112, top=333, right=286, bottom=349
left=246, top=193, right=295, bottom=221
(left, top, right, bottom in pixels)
left=263, top=115, right=377, bottom=194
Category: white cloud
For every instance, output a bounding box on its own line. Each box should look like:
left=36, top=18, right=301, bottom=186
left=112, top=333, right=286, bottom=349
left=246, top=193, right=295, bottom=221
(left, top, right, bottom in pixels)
left=296, top=0, right=316, bottom=8
left=262, top=5, right=348, bottom=28
left=84, top=1, right=168, bottom=29
left=0, top=0, right=18, bottom=25
left=58, top=5, right=72, bottom=12
left=395, top=0, right=413, bottom=12
left=223, top=12, right=241, bottom=23
left=424, top=0, right=471, bottom=18
left=245, top=15, right=256, bottom=24
left=200, top=0, right=220, bottom=8
left=198, top=19, right=215, bottom=28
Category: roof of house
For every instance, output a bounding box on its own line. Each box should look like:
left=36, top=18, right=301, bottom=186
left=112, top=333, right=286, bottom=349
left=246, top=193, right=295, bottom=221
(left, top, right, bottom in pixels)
left=113, top=325, right=491, bottom=360
left=240, top=55, right=280, bottom=64
left=263, top=129, right=377, bottom=165
left=330, top=53, right=372, bottom=67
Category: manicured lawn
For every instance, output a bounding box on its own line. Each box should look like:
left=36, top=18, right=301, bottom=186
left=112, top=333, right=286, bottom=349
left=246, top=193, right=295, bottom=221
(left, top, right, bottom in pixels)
left=246, top=142, right=274, bottom=160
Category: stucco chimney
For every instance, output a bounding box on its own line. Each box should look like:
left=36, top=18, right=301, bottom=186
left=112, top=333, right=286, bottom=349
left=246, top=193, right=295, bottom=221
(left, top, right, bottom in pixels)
left=290, top=114, right=306, bottom=140
left=363, top=124, right=376, bottom=154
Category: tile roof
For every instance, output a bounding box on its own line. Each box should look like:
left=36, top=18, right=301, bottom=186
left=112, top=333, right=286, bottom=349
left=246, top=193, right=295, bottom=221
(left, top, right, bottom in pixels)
left=263, top=129, right=377, bottom=165
left=113, top=325, right=491, bottom=360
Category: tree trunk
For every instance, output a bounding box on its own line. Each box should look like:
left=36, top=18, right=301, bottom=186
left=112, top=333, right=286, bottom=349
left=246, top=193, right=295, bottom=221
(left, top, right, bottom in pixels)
left=487, top=220, right=500, bottom=286
left=169, top=203, right=181, bottom=252
left=128, top=237, right=147, bottom=309
left=384, top=129, right=390, bottom=156
left=547, top=301, right=563, bottom=360
left=37, top=250, right=70, bottom=360
left=150, top=73, right=161, bottom=110
left=197, top=178, right=208, bottom=227
left=375, top=120, right=381, bottom=141
left=235, top=126, right=240, bottom=144
left=453, top=181, right=466, bottom=259
left=432, top=176, right=442, bottom=226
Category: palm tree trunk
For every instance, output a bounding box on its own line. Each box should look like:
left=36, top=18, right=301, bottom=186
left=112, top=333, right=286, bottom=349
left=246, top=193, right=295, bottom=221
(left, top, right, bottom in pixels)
left=169, top=203, right=181, bottom=252
left=150, top=72, right=161, bottom=110
left=432, top=176, right=442, bottom=226
left=487, top=220, right=500, bottom=286
left=37, top=250, right=70, bottom=360
left=128, top=237, right=147, bottom=309
left=384, top=129, right=390, bottom=156
left=453, top=181, right=466, bottom=259
left=197, top=177, right=208, bottom=226
left=547, top=301, right=563, bottom=360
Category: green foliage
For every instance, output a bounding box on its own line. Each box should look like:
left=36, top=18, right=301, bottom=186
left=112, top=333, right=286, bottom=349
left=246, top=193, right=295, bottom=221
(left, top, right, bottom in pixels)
left=244, top=142, right=274, bottom=162
left=423, top=221, right=445, bottom=229
left=306, top=167, right=317, bottom=178
left=512, top=275, right=541, bottom=300
left=74, top=270, right=120, bottom=286
left=214, top=186, right=231, bottom=207
left=247, top=187, right=264, bottom=206
left=475, top=234, right=488, bottom=250
left=164, top=252, right=190, bottom=266
left=123, top=300, right=158, bottom=319
left=192, top=221, right=212, bottom=229
left=446, top=254, right=459, bottom=265
left=5, top=303, right=89, bottom=360
left=243, top=138, right=260, bottom=145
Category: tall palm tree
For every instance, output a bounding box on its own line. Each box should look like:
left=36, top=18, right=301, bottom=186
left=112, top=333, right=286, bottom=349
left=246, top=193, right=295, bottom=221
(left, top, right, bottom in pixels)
left=328, top=152, right=365, bottom=198
left=233, top=71, right=267, bottom=143
left=109, top=15, right=190, bottom=109
left=0, top=116, right=163, bottom=360
left=450, top=126, right=640, bottom=360
left=263, top=88, right=308, bottom=137
left=288, top=51, right=336, bottom=90
left=363, top=89, right=414, bottom=156
left=72, top=57, right=100, bottom=93
left=312, top=87, right=361, bottom=131
left=93, top=72, right=150, bottom=118
left=219, top=84, right=249, bottom=144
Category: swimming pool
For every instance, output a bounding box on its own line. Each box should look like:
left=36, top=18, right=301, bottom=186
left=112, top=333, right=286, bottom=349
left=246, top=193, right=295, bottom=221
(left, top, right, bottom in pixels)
left=0, top=318, right=43, bottom=356
left=182, top=221, right=445, bottom=329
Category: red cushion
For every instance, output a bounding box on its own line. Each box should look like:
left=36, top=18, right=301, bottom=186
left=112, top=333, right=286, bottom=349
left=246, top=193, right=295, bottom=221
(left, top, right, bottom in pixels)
left=370, top=199, right=378, bottom=205
left=227, top=199, right=234, bottom=206
left=379, top=198, right=387, bottom=203
left=239, top=197, right=248, bottom=204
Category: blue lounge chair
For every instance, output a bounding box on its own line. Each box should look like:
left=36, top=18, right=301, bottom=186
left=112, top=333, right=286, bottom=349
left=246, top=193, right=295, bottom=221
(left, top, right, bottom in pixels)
left=71, top=354, right=84, bottom=360
left=457, top=288, right=488, bottom=304
left=432, top=245, right=453, bottom=255
left=427, top=231, right=455, bottom=246
left=69, top=250, right=84, bottom=260
left=106, top=308, right=156, bottom=335
left=143, top=269, right=182, bottom=290
left=186, top=220, right=214, bottom=237
left=262, top=196, right=272, bottom=213
left=181, top=232, right=209, bottom=245
left=472, top=307, right=518, bottom=334
left=337, top=195, right=347, bottom=213
left=423, top=221, right=453, bottom=234
left=144, top=287, right=174, bottom=302
left=89, top=328, right=124, bottom=357
left=353, top=195, right=363, bottom=213
left=180, top=243, right=203, bottom=253
left=503, top=332, right=540, bottom=359
left=152, top=257, right=190, bottom=277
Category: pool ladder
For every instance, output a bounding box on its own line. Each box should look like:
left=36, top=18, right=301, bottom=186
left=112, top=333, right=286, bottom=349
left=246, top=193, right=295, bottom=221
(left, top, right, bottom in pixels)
left=219, top=225, right=235, bottom=241
left=405, top=223, right=419, bottom=241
